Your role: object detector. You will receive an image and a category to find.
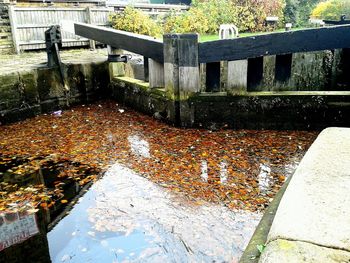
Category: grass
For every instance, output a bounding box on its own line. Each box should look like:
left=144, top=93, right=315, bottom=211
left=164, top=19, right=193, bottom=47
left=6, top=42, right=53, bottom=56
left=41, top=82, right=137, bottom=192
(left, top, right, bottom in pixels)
left=199, top=31, right=260, bottom=42
left=199, top=28, right=304, bottom=42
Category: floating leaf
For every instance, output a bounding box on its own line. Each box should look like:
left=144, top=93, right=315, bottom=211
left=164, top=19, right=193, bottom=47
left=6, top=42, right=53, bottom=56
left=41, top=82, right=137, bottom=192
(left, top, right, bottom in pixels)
left=257, top=244, right=266, bottom=254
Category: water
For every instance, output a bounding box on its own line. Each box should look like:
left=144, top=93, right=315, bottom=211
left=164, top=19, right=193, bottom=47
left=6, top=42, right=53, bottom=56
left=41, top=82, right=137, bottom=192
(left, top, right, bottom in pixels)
left=127, top=135, right=151, bottom=159
left=0, top=101, right=318, bottom=261
left=258, top=164, right=272, bottom=193
left=48, top=163, right=261, bottom=262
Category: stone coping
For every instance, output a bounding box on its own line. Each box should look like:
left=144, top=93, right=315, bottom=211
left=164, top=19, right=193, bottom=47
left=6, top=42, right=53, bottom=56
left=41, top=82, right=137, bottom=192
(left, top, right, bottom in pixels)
left=259, top=127, right=350, bottom=262
left=0, top=48, right=108, bottom=74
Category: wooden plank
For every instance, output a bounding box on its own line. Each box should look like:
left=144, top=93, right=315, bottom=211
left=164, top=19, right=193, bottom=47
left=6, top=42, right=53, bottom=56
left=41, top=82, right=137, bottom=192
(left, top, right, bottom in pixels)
left=16, top=24, right=51, bottom=29
left=13, top=7, right=87, bottom=12
left=21, top=0, right=104, bottom=3
left=324, top=20, right=350, bottom=25
left=148, top=59, right=164, bottom=88
left=226, top=60, right=248, bottom=95
left=109, top=3, right=189, bottom=11
left=8, top=6, right=19, bottom=54
left=74, top=22, right=164, bottom=62
left=199, top=25, right=350, bottom=63
left=85, top=7, right=95, bottom=50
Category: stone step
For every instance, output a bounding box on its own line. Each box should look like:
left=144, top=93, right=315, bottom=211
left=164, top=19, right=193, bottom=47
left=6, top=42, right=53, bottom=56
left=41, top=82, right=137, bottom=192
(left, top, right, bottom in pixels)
left=0, top=44, right=13, bottom=49
left=0, top=32, right=11, bottom=37
left=0, top=20, right=10, bottom=26
left=0, top=37, right=12, bottom=43
left=0, top=26, right=11, bottom=33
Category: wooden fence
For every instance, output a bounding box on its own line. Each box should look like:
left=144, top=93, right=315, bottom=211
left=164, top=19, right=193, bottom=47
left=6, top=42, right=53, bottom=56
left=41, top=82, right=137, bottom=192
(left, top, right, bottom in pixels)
left=4, top=3, right=189, bottom=54
left=8, top=6, right=112, bottom=53
left=109, top=3, right=189, bottom=15
left=0, top=3, right=13, bottom=54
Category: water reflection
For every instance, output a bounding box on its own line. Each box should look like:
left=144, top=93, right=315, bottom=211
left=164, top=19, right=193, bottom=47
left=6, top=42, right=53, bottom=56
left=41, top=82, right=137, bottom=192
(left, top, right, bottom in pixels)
left=48, top=163, right=261, bottom=262
left=258, top=164, right=272, bottom=193
left=127, top=135, right=151, bottom=158
left=219, top=161, right=228, bottom=185
left=200, top=160, right=208, bottom=182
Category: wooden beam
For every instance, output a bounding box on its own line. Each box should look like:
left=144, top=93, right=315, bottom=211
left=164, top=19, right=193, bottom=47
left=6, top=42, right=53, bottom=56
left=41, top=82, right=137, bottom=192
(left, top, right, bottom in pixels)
left=199, top=25, right=350, bottom=63
left=74, top=22, right=164, bottom=63
left=85, top=7, right=96, bottom=50
left=324, top=20, right=350, bottom=25
left=8, top=5, right=19, bottom=54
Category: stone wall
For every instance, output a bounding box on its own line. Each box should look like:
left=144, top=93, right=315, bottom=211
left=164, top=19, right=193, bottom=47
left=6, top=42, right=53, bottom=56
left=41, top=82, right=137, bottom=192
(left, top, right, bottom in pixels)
left=109, top=47, right=350, bottom=130
left=0, top=61, right=109, bottom=124
left=109, top=75, right=350, bottom=130
left=0, top=2, right=13, bottom=54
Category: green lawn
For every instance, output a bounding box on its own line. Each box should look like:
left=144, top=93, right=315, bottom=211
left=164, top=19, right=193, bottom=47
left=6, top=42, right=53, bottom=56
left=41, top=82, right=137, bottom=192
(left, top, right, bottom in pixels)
left=199, top=28, right=303, bottom=42
left=199, top=31, right=259, bottom=42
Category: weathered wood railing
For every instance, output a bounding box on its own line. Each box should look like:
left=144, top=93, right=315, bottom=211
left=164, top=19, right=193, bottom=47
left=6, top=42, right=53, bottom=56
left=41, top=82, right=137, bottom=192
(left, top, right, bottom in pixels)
left=199, top=25, right=350, bottom=93
left=74, top=22, right=350, bottom=93
left=73, top=23, right=350, bottom=128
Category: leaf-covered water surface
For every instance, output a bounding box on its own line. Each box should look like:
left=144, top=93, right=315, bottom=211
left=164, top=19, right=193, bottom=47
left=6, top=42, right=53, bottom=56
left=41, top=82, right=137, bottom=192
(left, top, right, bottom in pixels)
left=0, top=101, right=318, bottom=213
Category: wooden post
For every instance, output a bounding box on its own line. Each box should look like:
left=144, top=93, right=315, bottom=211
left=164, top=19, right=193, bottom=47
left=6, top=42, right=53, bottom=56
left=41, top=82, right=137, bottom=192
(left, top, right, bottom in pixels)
left=107, top=45, right=125, bottom=79
left=262, top=55, right=276, bottom=90
left=220, top=29, right=248, bottom=95
left=148, top=59, right=164, bottom=88
left=163, top=34, right=200, bottom=126
left=86, top=7, right=96, bottom=50
left=8, top=5, right=19, bottom=54
left=226, top=60, right=248, bottom=95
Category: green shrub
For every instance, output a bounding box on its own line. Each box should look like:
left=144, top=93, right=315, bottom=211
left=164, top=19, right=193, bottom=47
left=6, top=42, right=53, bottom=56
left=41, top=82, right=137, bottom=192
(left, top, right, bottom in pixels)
left=109, top=6, right=162, bottom=37
left=284, top=0, right=299, bottom=25
left=284, top=0, right=321, bottom=26
left=164, top=0, right=285, bottom=34
left=311, top=0, right=350, bottom=20
left=163, top=8, right=209, bottom=34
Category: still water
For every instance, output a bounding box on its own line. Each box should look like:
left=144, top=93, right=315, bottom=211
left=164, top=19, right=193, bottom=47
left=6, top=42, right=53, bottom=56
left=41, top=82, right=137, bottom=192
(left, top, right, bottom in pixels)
left=0, top=101, right=318, bottom=262
left=48, top=163, right=261, bottom=263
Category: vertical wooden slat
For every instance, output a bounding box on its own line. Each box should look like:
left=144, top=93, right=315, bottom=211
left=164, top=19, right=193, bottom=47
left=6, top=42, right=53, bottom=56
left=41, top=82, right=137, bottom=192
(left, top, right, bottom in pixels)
left=86, top=7, right=95, bottom=50
left=148, top=59, right=164, bottom=88
left=9, top=7, right=110, bottom=50
left=8, top=6, right=20, bottom=54
left=226, top=60, right=248, bottom=95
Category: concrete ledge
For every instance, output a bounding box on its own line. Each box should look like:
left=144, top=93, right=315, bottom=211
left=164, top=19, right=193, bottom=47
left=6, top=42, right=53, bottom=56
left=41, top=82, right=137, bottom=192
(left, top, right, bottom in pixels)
left=259, top=127, right=350, bottom=261
left=260, top=239, right=350, bottom=263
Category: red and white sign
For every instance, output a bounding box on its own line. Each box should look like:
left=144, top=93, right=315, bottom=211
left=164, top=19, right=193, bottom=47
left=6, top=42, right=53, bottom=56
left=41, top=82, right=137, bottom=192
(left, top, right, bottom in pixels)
left=0, top=212, right=39, bottom=251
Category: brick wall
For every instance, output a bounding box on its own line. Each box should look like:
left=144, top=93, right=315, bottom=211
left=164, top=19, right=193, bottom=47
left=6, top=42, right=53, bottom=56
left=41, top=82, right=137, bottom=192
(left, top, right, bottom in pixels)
left=0, top=3, right=13, bottom=54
